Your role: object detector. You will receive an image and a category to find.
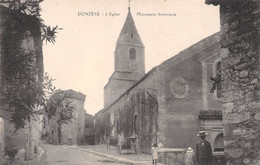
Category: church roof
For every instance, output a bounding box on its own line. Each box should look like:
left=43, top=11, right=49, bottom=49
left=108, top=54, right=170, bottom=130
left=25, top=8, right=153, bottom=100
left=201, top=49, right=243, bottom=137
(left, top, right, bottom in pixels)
left=116, top=8, right=144, bottom=48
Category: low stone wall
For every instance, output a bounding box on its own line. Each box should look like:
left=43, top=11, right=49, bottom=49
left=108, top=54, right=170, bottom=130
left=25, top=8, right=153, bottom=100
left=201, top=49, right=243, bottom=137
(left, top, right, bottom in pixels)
left=158, top=148, right=186, bottom=165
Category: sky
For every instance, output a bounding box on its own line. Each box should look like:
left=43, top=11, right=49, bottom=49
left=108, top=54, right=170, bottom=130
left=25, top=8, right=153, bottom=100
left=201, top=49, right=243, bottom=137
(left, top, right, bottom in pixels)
left=40, top=0, right=220, bottom=115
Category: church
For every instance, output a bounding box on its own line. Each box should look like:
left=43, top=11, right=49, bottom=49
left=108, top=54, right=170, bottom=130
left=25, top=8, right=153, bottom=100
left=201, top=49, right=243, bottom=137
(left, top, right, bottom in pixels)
left=95, top=6, right=224, bottom=163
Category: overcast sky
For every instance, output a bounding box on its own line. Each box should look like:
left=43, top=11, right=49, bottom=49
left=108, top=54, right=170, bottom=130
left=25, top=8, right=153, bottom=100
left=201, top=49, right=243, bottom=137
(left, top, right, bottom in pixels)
left=40, top=0, right=220, bottom=115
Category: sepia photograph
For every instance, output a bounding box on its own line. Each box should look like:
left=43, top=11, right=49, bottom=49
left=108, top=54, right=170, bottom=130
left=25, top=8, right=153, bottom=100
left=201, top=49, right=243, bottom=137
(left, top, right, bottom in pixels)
left=0, top=0, right=259, bottom=165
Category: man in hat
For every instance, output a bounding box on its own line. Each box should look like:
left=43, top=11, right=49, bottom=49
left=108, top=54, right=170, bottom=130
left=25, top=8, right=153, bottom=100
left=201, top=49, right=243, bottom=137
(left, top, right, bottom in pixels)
left=195, top=131, right=213, bottom=165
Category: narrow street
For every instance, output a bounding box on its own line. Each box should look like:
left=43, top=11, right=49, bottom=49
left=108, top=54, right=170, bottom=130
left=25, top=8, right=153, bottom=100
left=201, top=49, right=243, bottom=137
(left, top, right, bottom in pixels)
left=45, top=144, right=129, bottom=165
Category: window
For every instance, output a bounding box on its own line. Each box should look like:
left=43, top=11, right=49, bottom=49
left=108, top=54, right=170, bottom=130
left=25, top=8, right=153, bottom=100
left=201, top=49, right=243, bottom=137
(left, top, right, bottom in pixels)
left=116, top=118, right=120, bottom=133
left=129, top=48, right=136, bottom=59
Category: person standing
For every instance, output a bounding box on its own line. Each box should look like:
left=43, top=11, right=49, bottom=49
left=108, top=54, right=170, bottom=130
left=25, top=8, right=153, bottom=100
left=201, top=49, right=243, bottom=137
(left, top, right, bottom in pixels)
left=105, top=133, right=110, bottom=150
left=151, top=143, right=158, bottom=165
left=195, top=131, right=213, bottom=165
left=118, top=134, right=122, bottom=155
left=185, top=147, right=195, bottom=165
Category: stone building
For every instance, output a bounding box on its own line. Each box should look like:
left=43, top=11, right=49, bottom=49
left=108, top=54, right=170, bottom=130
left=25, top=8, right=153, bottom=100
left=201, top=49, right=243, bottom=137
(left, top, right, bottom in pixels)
left=95, top=7, right=225, bottom=163
left=0, top=5, right=44, bottom=161
left=44, top=89, right=86, bottom=145
left=205, top=1, right=260, bottom=164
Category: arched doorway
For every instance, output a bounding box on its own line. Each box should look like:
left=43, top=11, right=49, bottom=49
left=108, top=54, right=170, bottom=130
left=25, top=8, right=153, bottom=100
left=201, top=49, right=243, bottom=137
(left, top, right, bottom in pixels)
left=133, top=115, right=138, bottom=134
left=214, top=133, right=224, bottom=152
left=51, top=130, right=54, bottom=144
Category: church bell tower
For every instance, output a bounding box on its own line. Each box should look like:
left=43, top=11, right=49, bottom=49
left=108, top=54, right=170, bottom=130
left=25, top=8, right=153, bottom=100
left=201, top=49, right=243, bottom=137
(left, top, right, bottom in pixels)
left=104, top=7, right=145, bottom=107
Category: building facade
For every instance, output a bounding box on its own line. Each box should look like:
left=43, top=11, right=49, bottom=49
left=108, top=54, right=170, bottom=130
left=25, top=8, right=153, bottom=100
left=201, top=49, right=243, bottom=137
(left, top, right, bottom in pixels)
left=95, top=7, right=224, bottom=162
left=44, top=89, right=86, bottom=145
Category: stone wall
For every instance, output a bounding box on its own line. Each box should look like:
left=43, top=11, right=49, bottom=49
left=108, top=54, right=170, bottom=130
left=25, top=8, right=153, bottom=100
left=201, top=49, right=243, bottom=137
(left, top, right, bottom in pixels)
left=206, top=0, right=260, bottom=164
left=157, top=148, right=186, bottom=165
left=158, top=148, right=226, bottom=165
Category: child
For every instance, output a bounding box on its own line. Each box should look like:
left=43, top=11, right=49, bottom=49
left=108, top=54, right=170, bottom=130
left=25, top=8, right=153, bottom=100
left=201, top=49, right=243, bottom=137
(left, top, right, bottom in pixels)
left=151, top=143, right=158, bottom=165
left=185, top=147, right=195, bottom=165
left=118, top=134, right=122, bottom=155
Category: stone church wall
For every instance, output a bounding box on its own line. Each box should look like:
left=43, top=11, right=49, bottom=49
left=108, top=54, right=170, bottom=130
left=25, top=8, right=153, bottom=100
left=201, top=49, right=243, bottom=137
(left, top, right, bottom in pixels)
left=104, top=77, right=136, bottom=108
left=95, top=68, right=158, bottom=153
left=156, top=33, right=221, bottom=150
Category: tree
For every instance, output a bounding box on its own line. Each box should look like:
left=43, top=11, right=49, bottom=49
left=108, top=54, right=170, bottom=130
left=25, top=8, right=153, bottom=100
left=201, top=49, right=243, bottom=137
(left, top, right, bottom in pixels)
left=41, top=88, right=76, bottom=144
left=210, top=72, right=222, bottom=93
left=0, top=0, right=62, bottom=129
left=7, top=0, right=62, bottom=44
left=43, top=89, right=75, bottom=128
left=36, top=74, right=76, bottom=143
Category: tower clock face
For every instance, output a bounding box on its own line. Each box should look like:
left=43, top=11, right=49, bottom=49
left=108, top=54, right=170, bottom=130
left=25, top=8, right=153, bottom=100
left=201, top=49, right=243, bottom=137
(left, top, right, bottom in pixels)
left=169, top=77, right=189, bottom=98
